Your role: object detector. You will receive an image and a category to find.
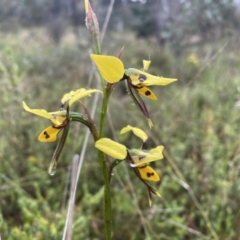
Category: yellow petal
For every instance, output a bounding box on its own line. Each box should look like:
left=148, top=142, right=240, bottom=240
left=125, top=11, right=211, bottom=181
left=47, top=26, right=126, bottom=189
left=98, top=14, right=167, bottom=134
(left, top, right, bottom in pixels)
left=137, top=165, right=160, bottom=182
left=143, top=60, right=151, bottom=71
left=23, top=101, right=53, bottom=120
left=120, top=125, right=148, bottom=142
left=126, top=68, right=177, bottom=86
left=69, top=89, right=102, bottom=107
left=23, top=101, right=65, bottom=126
left=38, top=126, right=62, bottom=142
left=136, top=86, right=157, bottom=100
left=95, top=138, right=127, bottom=159
left=90, top=54, right=125, bottom=83
left=131, top=146, right=164, bottom=167
left=61, top=88, right=102, bottom=105
left=61, top=89, right=78, bottom=104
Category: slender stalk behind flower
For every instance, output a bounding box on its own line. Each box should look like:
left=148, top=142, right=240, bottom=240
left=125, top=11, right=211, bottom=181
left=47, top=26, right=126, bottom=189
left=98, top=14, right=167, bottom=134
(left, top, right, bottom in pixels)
left=85, top=1, right=113, bottom=239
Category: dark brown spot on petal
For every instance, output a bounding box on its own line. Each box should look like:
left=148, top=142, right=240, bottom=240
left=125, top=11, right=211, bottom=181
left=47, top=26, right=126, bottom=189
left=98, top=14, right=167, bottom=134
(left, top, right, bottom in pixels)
left=44, top=131, right=50, bottom=139
left=145, top=90, right=151, bottom=96
left=138, top=164, right=147, bottom=168
left=147, top=172, right=154, bottom=178
left=138, top=74, right=147, bottom=82
left=135, top=85, right=143, bottom=89
left=53, top=125, right=63, bottom=129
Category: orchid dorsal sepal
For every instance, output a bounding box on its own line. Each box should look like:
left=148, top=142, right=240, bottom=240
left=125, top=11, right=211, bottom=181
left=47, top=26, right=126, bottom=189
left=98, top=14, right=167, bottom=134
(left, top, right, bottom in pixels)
left=143, top=60, right=151, bottom=71
left=90, top=54, right=125, bottom=83
left=120, top=125, right=148, bottom=142
left=95, top=138, right=127, bottom=160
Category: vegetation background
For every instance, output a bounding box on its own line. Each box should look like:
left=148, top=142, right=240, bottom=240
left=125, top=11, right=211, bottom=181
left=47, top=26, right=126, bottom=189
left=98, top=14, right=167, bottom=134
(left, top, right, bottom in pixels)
left=1, top=0, right=240, bottom=239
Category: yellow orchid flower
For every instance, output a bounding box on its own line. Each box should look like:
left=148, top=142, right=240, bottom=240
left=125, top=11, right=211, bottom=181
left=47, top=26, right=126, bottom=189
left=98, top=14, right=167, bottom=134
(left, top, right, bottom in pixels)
left=95, top=125, right=164, bottom=182
left=90, top=54, right=176, bottom=127
left=90, top=54, right=177, bottom=100
left=23, top=101, right=67, bottom=143
left=23, top=88, right=102, bottom=142
left=23, top=88, right=101, bottom=175
left=95, top=137, right=163, bottom=182
left=95, top=125, right=163, bottom=205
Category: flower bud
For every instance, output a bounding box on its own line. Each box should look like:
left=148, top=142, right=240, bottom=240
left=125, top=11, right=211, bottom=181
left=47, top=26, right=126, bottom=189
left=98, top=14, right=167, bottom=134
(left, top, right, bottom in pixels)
left=85, top=0, right=100, bottom=45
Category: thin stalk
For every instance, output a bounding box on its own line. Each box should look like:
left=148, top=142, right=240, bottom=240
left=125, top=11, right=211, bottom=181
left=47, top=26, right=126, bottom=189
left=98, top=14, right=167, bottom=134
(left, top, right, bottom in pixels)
left=92, top=0, right=115, bottom=237
left=96, top=73, right=112, bottom=240
left=86, top=0, right=115, bottom=238
left=97, top=150, right=111, bottom=239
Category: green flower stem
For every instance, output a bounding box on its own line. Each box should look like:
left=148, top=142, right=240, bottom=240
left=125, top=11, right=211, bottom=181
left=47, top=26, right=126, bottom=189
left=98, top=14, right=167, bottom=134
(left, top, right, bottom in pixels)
left=98, top=85, right=112, bottom=240
left=97, top=149, right=111, bottom=239
left=84, top=16, right=112, bottom=235
left=93, top=35, right=112, bottom=239
left=98, top=57, right=111, bottom=240
left=94, top=43, right=101, bottom=62
left=71, top=107, right=112, bottom=240
left=99, top=85, right=110, bottom=137
left=71, top=95, right=112, bottom=240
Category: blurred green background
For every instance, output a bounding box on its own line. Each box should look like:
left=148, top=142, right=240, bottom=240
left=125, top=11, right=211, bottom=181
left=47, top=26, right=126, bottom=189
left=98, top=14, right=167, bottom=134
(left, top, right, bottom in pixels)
left=1, top=0, right=240, bottom=239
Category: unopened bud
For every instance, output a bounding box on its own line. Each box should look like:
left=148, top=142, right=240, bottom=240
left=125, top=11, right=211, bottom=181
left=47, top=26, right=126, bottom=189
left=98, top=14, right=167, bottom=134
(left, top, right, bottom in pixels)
left=85, top=0, right=100, bottom=45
